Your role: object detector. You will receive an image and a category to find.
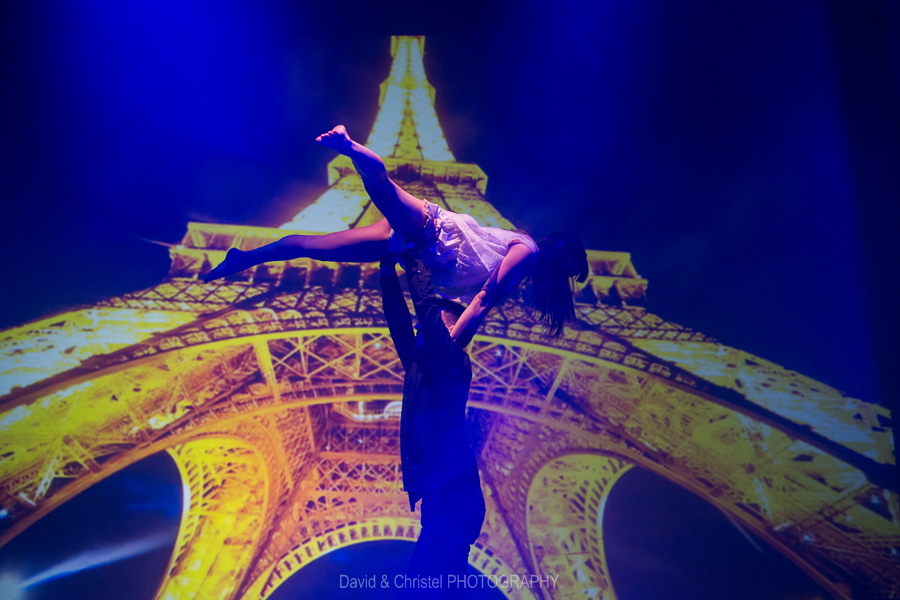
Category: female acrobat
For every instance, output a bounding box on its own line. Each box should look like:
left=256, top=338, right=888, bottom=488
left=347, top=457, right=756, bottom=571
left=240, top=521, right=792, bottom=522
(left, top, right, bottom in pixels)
left=204, top=126, right=589, bottom=345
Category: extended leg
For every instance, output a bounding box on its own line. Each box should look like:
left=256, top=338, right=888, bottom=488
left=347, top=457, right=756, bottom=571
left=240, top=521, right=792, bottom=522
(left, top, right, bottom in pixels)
left=317, top=125, right=426, bottom=234
left=203, top=218, right=391, bottom=282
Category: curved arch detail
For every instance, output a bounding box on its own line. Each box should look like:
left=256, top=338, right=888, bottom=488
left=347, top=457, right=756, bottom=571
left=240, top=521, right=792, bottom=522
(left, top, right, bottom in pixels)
left=156, top=436, right=272, bottom=600
left=239, top=518, right=539, bottom=600
left=525, top=454, right=632, bottom=600
left=1, top=319, right=896, bottom=600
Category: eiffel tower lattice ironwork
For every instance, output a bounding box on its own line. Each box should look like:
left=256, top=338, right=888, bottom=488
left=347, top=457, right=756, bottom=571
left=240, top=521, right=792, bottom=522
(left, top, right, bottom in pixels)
left=0, top=36, right=897, bottom=600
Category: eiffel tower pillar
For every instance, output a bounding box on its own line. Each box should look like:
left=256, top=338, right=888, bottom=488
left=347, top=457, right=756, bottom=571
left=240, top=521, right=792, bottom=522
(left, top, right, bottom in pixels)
left=0, top=36, right=897, bottom=600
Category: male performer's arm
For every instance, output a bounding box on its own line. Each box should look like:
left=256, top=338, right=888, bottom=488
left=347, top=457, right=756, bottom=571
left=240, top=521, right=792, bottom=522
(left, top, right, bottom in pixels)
left=379, top=256, right=415, bottom=371
left=400, top=247, right=467, bottom=369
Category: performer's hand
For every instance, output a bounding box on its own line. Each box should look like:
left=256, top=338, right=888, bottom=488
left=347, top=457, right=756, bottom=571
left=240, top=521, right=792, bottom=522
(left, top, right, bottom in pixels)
left=399, top=246, right=421, bottom=273
left=405, top=225, right=432, bottom=248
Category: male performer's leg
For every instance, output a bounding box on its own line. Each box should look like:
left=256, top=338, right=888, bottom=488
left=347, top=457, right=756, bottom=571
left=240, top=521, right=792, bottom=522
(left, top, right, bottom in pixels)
left=406, top=476, right=486, bottom=599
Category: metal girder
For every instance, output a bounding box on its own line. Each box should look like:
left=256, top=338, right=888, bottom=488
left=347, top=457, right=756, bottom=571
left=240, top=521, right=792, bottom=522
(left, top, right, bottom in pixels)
left=1, top=309, right=897, bottom=599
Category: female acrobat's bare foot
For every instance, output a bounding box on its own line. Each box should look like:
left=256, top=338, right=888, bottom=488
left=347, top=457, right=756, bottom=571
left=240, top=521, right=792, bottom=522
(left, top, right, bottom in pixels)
left=204, top=248, right=251, bottom=283
left=315, top=125, right=353, bottom=154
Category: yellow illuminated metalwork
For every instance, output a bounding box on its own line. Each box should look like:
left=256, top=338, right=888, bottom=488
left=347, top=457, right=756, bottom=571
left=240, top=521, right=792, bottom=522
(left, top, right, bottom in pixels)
left=0, top=35, right=896, bottom=600
left=526, top=455, right=632, bottom=600
left=368, top=36, right=454, bottom=162
left=0, top=308, right=197, bottom=396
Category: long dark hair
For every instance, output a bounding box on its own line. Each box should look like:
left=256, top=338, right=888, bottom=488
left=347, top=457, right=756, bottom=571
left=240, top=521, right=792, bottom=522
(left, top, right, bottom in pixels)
left=525, top=232, right=589, bottom=337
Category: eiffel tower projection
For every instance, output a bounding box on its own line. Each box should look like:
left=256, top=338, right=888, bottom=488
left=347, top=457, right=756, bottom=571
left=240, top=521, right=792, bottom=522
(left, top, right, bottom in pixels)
left=0, top=36, right=897, bottom=600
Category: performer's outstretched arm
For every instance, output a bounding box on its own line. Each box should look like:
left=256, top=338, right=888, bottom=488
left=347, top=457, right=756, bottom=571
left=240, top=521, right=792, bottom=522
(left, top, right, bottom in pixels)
left=450, top=242, right=537, bottom=347
left=379, top=255, right=415, bottom=372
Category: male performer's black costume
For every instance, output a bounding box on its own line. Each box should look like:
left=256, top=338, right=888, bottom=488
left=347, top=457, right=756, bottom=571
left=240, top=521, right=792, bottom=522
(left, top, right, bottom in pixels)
left=380, top=248, right=486, bottom=599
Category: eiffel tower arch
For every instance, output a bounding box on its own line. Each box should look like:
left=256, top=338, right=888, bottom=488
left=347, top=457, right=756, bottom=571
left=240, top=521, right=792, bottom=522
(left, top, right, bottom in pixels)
left=0, top=36, right=897, bottom=600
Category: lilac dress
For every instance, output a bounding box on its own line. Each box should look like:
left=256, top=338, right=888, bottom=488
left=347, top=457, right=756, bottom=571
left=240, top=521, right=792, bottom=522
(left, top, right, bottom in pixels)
left=388, top=200, right=539, bottom=304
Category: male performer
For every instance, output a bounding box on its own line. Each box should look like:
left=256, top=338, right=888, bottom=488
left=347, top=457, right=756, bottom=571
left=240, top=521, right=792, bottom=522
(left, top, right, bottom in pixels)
left=379, top=247, right=486, bottom=599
